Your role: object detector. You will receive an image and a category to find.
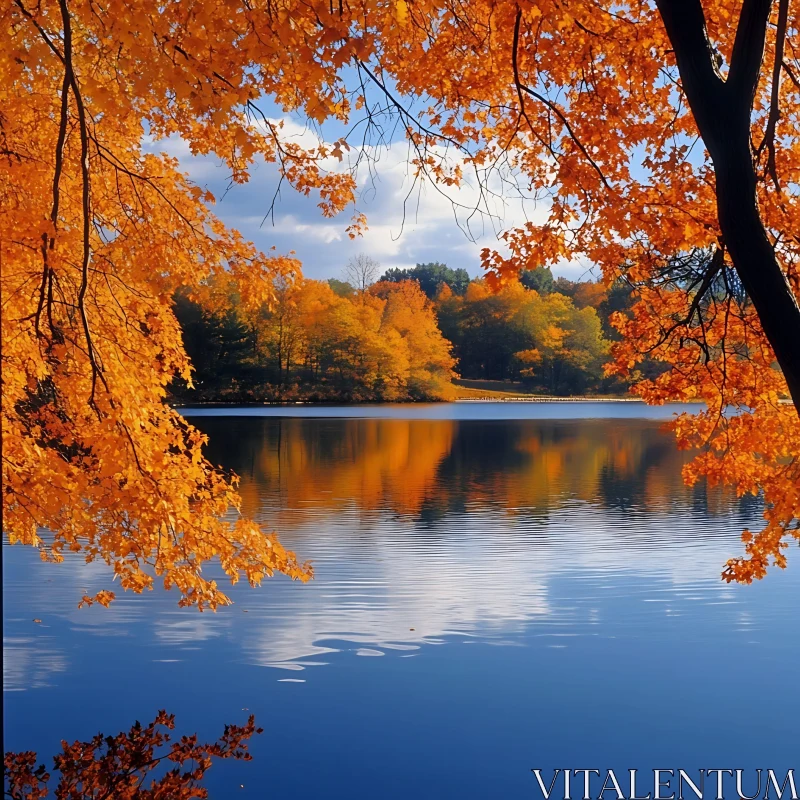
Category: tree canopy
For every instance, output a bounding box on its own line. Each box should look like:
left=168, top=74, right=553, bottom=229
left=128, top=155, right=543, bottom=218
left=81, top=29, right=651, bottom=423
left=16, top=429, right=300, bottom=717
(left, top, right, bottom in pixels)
left=172, top=272, right=616, bottom=400
left=4, top=0, right=800, bottom=599
left=174, top=276, right=457, bottom=401
left=519, top=267, right=555, bottom=296
left=379, top=263, right=471, bottom=298
left=437, top=280, right=611, bottom=393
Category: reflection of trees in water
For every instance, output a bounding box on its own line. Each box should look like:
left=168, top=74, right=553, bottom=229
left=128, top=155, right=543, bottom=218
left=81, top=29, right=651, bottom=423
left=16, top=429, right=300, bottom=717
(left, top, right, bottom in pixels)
left=201, top=417, right=455, bottom=519
left=196, top=417, right=747, bottom=528
left=434, top=420, right=678, bottom=517
left=597, top=434, right=679, bottom=511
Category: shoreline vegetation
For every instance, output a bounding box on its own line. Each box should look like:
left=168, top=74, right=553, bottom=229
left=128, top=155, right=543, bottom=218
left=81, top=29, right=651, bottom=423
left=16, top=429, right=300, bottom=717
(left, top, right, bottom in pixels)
left=169, top=377, right=667, bottom=405
left=449, top=379, right=637, bottom=402
left=170, top=264, right=661, bottom=406
left=170, top=374, right=707, bottom=406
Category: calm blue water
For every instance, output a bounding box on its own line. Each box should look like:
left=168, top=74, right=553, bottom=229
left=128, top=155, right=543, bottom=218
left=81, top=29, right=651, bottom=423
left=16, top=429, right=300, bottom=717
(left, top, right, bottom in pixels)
left=177, top=399, right=705, bottom=420
left=4, top=404, right=798, bottom=798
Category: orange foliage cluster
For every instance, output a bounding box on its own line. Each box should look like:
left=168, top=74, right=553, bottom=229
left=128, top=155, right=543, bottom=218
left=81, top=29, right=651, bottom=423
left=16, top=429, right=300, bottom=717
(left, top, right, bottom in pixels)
left=437, top=281, right=609, bottom=393
left=3, top=0, right=322, bottom=608
left=241, top=278, right=456, bottom=401
left=4, top=712, right=261, bottom=799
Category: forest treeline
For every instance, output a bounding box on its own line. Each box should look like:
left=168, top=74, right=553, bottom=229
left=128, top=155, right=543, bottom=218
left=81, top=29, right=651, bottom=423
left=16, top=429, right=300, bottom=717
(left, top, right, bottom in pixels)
left=171, top=263, right=636, bottom=402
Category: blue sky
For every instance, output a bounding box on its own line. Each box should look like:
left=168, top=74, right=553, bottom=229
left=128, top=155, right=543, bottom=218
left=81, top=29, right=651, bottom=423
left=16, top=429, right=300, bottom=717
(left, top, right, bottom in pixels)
left=158, top=101, right=596, bottom=283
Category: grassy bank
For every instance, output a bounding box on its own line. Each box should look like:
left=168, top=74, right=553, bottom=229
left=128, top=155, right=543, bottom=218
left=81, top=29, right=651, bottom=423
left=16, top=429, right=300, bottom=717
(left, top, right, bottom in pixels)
left=450, top=379, right=635, bottom=401
left=172, top=380, right=638, bottom=406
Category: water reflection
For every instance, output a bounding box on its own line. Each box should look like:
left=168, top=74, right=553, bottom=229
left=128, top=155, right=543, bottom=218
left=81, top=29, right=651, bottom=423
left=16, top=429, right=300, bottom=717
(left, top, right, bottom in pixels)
left=3, top=637, right=66, bottom=692
left=4, top=414, right=770, bottom=691
left=5, top=410, right=798, bottom=798
left=200, top=417, right=752, bottom=524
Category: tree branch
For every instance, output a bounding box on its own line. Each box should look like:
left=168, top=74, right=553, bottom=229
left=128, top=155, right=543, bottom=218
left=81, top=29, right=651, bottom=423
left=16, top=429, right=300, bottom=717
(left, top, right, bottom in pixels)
left=728, top=0, right=772, bottom=105
left=512, top=8, right=612, bottom=191
left=757, top=0, right=788, bottom=191
left=57, top=0, right=107, bottom=410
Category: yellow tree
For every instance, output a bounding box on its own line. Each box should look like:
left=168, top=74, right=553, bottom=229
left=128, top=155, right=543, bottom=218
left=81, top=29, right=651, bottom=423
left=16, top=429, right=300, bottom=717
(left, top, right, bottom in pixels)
left=513, top=291, right=610, bottom=394
left=342, top=291, right=409, bottom=398
left=370, top=279, right=457, bottom=398
left=249, top=278, right=412, bottom=399
left=437, top=280, right=608, bottom=391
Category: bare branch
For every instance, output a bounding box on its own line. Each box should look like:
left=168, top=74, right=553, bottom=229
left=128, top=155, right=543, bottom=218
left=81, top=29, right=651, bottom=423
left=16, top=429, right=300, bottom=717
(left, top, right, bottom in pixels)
left=757, top=0, right=789, bottom=191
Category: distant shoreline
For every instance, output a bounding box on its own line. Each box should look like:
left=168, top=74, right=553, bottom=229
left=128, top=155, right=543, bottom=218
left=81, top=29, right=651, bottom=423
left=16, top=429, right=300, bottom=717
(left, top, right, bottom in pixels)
left=170, top=396, right=699, bottom=408
left=455, top=396, right=644, bottom=403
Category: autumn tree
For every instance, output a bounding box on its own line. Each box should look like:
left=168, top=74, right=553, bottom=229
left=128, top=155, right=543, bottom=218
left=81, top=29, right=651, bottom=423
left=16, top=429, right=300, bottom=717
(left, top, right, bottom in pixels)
left=370, top=279, right=457, bottom=397
left=3, top=0, right=334, bottom=607
left=253, top=278, right=456, bottom=400
left=5, top=0, right=800, bottom=585
left=515, top=291, right=610, bottom=394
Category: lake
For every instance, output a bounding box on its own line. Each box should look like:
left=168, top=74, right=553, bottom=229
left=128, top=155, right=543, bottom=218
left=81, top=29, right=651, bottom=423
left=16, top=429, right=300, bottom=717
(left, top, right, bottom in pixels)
left=3, top=403, right=798, bottom=798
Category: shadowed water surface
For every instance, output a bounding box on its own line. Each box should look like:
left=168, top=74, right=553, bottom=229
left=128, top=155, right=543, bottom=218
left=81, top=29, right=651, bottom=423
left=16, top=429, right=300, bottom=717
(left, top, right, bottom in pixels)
left=3, top=404, right=798, bottom=798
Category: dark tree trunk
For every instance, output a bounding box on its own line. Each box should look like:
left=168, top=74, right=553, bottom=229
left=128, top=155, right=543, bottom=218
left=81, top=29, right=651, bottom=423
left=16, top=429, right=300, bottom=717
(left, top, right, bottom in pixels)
left=656, top=0, right=800, bottom=413
left=714, top=136, right=800, bottom=412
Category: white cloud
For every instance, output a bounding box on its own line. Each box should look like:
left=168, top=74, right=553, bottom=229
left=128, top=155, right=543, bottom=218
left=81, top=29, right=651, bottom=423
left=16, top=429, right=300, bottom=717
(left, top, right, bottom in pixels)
left=149, top=123, right=590, bottom=281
